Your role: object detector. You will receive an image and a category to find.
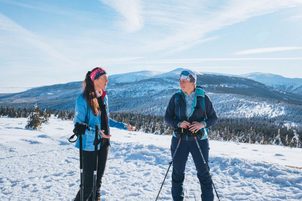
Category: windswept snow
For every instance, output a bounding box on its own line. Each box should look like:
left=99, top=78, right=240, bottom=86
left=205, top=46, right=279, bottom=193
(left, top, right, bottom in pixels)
left=0, top=117, right=301, bottom=201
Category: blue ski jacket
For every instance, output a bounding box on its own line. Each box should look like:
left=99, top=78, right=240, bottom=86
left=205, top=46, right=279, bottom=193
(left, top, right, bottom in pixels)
left=165, top=86, right=218, bottom=140
left=73, top=93, right=127, bottom=151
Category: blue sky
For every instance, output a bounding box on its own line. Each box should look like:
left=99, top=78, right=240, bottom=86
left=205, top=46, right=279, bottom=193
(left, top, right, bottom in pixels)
left=0, top=0, right=302, bottom=92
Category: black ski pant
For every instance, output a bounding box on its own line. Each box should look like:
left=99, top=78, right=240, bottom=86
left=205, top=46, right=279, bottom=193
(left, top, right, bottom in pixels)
left=171, top=136, right=214, bottom=201
left=74, top=144, right=109, bottom=201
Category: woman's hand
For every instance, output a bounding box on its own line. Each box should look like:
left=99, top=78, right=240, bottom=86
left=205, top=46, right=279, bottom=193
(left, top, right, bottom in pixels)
left=189, top=121, right=206, bottom=133
left=127, top=124, right=136, bottom=131
left=100, top=130, right=111, bottom=139
left=178, top=121, right=191, bottom=129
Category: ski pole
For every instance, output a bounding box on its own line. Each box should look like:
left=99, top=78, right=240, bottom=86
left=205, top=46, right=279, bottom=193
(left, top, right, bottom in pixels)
left=92, top=125, right=99, bottom=201
left=69, top=122, right=90, bottom=201
left=155, top=137, right=182, bottom=201
left=193, top=136, right=221, bottom=201
left=79, top=130, right=84, bottom=201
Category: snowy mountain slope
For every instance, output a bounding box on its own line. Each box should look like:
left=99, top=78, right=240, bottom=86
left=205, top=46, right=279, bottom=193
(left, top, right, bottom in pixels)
left=153, top=68, right=187, bottom=79
left=0, top=69, right=302, bottom=124
left=109, top=71, right=160, bottom=84
left=0, top=117, right=301, bottom=201
left=244, top=73, right=302, bottom=95
left=0, top=81, right=81, bottom=110
left=210, top=93, right=298, bottom=118
left=108, top=79, right=302, bottom=125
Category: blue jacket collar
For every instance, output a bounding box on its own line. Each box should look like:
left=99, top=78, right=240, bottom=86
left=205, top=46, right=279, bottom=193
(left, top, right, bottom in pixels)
left=178, top=86, right=205, bottom=97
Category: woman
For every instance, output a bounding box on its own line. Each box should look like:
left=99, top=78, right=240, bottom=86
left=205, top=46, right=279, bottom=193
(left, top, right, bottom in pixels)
left=73, top=67, right=134, bottom=201
left=165, top=69, right=218, bottom=201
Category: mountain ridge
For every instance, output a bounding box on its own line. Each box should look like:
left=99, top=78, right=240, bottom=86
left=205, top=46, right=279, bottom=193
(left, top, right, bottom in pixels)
left=0, top=69, right=301, bottom=125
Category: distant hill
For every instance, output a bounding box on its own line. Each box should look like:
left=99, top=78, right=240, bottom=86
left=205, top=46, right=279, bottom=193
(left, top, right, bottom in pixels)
left=1, top=69, right=302, bottom=125
left=243, top=72, right=302, bottom=95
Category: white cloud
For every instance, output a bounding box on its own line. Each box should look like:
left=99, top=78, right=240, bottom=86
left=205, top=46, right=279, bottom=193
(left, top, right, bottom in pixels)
left=0, top=0, right=92, bottom=17
left=16, top=0, right=299, bottom=59
left=140, top=0, right=302, bottom=53
left=287, top=14, right=302, bottom=21
left=0, top=13, right=76, bottom=66
left=125, top=57, right=302, bottom=65
left=163, top=36, right=219, bottom=55
left=236, top=47, right=302, bottom=55
left=101, top=0, right=143, bottom=32
left=1, top=0, right=302, bottom=90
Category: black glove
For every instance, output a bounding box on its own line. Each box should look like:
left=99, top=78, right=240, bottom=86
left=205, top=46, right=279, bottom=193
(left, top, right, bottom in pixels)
left=73, top=122, right=89, bottom=136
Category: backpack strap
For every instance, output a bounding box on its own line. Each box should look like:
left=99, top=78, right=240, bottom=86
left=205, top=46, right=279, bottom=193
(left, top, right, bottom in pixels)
left=195, top=86, right=207, bottom=120
left=201, top=96, right=207, bottom=120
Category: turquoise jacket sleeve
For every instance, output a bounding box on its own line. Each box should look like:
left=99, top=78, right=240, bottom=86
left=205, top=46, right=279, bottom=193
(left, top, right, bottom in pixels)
left=109, top=118, right=127, bottom=130
left=73, top=95, right=87, bottom=125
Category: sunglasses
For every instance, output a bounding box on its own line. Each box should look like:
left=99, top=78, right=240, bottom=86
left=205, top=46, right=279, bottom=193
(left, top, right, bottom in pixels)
left=179, top=74, right=192, bottom=81
left=180, top=70, right=191, bottom=76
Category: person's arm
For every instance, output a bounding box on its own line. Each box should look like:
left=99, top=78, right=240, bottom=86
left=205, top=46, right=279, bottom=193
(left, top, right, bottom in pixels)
left=73, top=96, right=87, bottom=125
left=72, top=96, right=90, bottom=138
left=109, top=118, right=128, bottom=130
left=164, top=94, right=179, bottom=129
left=204, top=95, right=218, bottom=128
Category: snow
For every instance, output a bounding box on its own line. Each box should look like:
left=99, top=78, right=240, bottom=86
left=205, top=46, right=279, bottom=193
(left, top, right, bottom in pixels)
left=0, top=117, right=301, bottom=201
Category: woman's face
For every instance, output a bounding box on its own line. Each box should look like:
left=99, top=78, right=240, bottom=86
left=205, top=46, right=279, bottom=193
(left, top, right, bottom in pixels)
left=180, top=79, right=195, bottom=94
left=94, top=74, right=108, bottom=91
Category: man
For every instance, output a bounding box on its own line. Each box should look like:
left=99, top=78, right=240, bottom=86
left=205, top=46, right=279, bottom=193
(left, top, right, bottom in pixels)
left=165, top=69, right=218, bottom=201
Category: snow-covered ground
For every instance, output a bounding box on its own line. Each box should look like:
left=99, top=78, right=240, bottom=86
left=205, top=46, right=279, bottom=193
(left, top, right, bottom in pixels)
left=0, top=117, right=301, bottom=201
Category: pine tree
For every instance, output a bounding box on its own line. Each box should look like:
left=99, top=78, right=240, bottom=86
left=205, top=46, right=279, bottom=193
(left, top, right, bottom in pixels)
left=273, top=129, right=283, bottom=146
left=25, top=104, right=44, bottom=130
left=290, top=130, right=301, bottom=148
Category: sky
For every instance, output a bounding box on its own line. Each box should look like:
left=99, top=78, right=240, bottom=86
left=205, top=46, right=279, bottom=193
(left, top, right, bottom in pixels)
left=0, top=0, right=302, bottom=93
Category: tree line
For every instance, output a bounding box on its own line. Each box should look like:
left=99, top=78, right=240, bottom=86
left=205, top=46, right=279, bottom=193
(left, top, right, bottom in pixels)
left=111, top=112, right=301, bottom=148
left=0, top=106, right=72, bottom=129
